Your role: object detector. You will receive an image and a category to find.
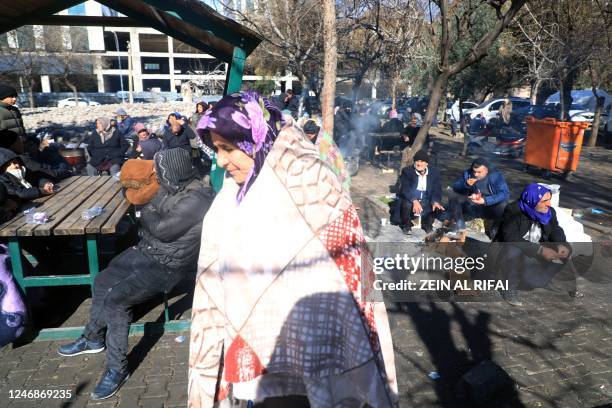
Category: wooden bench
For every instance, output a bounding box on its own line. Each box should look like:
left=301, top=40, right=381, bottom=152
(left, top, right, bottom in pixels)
left=0, top=176, right=187, bottom=341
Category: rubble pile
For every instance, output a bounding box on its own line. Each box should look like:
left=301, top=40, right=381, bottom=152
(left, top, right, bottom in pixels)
left=21, top=102, right=196, bottom=140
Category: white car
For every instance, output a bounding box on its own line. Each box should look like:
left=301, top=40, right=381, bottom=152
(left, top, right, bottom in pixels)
left=57, top=97, right=100, bottom=108
left=544, top=89, right=610, bottom=124
left=469, top=97, right=531, bottom=122
left=445, top=101, right=478, bottom=120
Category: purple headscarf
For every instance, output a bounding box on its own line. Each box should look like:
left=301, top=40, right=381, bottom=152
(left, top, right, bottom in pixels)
left=196, top=90, right=284, bottom=203
left=518, top=183, right=552, bottom=225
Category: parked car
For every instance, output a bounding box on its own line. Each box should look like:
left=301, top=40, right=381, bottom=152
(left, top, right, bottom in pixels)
left=509, top=104, right=560, bottom=134
left=544, top=89, right=611, bottom=125
left=57, top=97, right=100, bottom=108
left=469, top=97, right=531, bottom=122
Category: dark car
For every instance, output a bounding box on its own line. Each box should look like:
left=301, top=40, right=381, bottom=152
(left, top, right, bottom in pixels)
left=510, top=104, right=560, bottom=134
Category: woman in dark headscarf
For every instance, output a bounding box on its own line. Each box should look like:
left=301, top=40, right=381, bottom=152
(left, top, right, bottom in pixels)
left=494, top=184, right=572, bottom=305
left=189, top=91, right=398, bottom=407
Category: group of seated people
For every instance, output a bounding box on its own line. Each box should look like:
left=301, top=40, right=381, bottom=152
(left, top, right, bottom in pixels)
left=86, top=102, right=214, bottom=177
left=393, top=150, right=573, bottom=306
left=0, top=97, right=216, bottom=223
left=392, top=152, right=509, bottom=237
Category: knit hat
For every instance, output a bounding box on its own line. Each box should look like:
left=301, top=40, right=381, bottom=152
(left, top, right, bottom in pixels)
left=154, top=147, right=196, bottom=194
left=413, top=150, right=429, bottom=163
left=120, top=159, right=160, bottom=205
left=0, top=84, right=17, bottom=100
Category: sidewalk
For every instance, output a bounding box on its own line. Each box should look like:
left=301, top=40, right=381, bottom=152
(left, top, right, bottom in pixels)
left=0, top=334, right=189, bottom=408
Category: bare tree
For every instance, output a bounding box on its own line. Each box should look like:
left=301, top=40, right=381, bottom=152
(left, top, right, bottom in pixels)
left=404, top=0, right=527, bottom=168
left=212, top=0, right=324, bottom=112
left=375, top=0, right=426, bottom=109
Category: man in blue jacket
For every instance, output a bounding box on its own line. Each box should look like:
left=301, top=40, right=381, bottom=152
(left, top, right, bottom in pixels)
left=393, top=150, right=444, bottom=233
left=449, top=157, right=509, bottom=237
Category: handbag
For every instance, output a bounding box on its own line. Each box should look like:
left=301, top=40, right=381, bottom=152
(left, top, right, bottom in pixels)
left=0, top=244, right=27, bottom=347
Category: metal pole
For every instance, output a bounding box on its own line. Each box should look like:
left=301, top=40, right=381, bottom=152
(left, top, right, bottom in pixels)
left=111, top=30, right=125, bottom=102
left=127, top=41, right=134, bottom=104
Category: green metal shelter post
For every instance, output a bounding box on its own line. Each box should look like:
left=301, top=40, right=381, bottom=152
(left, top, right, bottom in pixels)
left=8, top=238, right=25, bottom=290
left=211, top=47, right=247, bottom=193
left=86, top=234, right=100, bottom=293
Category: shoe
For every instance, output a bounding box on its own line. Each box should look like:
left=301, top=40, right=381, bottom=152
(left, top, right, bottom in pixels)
left=402, top=226, right=412, bottom=235
left=500, top=289, right=523, bottom=307
left=90, top=368, right=130, bottom=400
left=58, top=336, right=105, bottom=356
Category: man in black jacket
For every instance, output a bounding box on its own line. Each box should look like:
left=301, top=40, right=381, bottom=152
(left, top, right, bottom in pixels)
left=0, top=84, right=25, bottom=153
left=58, top=148, right=213, bottom=400
left=393, top=150, right=444, bottom=233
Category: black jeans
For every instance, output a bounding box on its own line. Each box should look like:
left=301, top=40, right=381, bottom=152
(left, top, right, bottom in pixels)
left=83, top=247, right=178, bottom=372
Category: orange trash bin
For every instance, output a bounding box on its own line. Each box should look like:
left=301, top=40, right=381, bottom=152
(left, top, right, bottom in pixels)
left=524, top=116, right=589, bottom=174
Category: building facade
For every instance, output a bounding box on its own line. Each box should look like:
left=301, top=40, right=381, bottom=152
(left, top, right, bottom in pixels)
left=0, top=1, right=295, bottom=96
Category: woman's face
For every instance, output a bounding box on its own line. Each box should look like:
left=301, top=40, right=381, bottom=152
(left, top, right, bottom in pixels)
left=535, top=192, right=552, bottom=213
left=210, top=131, right=254, bottom=185
left=96, top=120, right=105, bottom=132
left=197, top=104, right=204, bottom=113
left=6, top=160, right=20, bottom=171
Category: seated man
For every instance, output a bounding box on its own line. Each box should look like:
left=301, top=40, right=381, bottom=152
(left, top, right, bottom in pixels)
left=57, top=148, right=214, bottom=400
left=393, top=150, right=444, bottom=233
left=449, top=157, right=509, bottom=236
left=114, top=108, right=134, bottom=139
left=493, top=184, right=572, bottom=306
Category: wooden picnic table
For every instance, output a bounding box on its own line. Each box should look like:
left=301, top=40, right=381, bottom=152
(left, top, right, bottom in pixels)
left=0, top=176, right=190, bottom=341
left=0, top=176, right=131, bottom=337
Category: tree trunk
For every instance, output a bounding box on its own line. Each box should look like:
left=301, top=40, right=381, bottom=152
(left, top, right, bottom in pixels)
left=401, top=72, right=449, bottom=169
left=530, top=79, right=541, bottom=105
left=321, top=0, right=337, bottom=135
left=390, top=76, right=398, bottom=110
left=587, top=94, right=604, bottom=147
left=66, top=77, right=78, bottom=103
left=559, top=69, right=577, bottom=121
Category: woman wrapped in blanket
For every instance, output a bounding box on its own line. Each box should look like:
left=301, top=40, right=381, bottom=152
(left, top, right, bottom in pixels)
left=190, top=90, right=398, bottom=407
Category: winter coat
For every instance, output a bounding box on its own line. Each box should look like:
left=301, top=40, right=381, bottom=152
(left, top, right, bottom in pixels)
left=0, top=148, right=45, bottom=204
left=87, top=128, right=128, bottom=167
left=284, top=95, right=299, bottom=113
left=116, top=116, right=134, bottom=138
left=0, top=102, right=25, bottom=138
left=494, top=201, right=567, bottom=258
left=137, top=148, right=213, bottom=273
left=452, top=168, right=509, bottom=206
left=162, top=125, right=197, bottom=151
left=398, top=166, right=442, bottom=203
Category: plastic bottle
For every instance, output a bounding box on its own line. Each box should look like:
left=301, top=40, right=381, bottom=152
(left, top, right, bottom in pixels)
left=81, top=206, right=105, bottom=220
left=24, top=208, right=49, bottom=224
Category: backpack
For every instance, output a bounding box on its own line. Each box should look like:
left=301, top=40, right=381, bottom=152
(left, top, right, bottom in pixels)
left=0, top=244, right=27, bottom=347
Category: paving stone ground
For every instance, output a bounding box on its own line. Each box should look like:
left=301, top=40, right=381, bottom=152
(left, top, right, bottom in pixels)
left=1, top=129, right=611, bottom=407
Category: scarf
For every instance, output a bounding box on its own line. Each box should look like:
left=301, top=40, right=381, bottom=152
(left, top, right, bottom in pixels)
left=96, top=117, right=113, bottom=143
left=196, top=90, right=283, bottom=203
left=6, top=167, right=31, bottom=188
left=518, top=183, right=552, bottom=225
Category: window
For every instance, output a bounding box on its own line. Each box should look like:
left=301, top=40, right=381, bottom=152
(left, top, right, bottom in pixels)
left=489, top=101, right=503, bottom=111
left=144, top=63, right=160, bottom=70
